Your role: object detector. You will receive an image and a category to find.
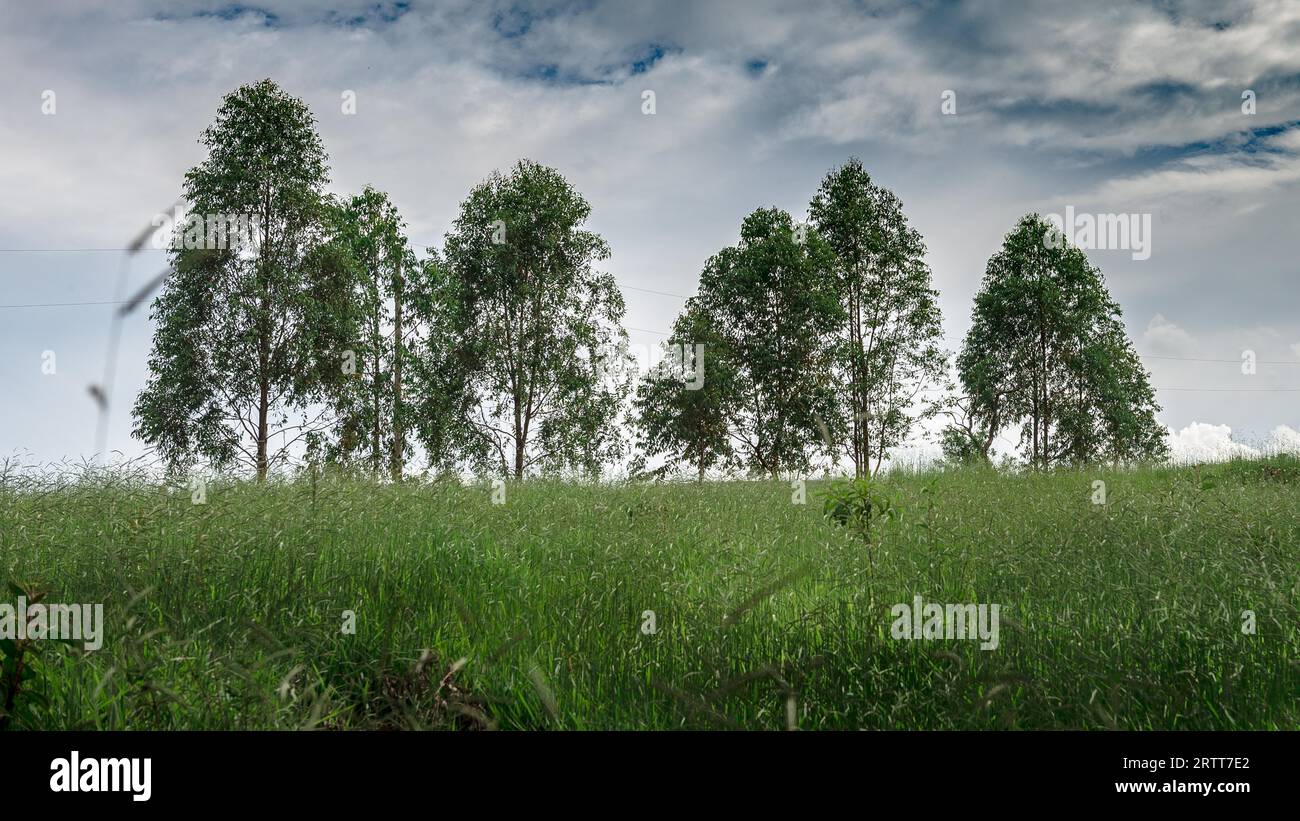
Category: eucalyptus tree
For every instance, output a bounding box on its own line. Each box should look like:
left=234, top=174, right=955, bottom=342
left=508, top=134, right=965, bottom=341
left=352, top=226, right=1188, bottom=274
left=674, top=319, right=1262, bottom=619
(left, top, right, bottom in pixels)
left=809, top=158, right=947, bottom=477
left=696, top=207, right=844, bottom=479
left=415, top=160, right=630, bottom=479
left=954, top=214, right=1167, bottom=467
left=132, top=79, right=336, bottom=480
left=317, top=187, right=417, bottom=479
left=632, top=299, right=737, bottom=481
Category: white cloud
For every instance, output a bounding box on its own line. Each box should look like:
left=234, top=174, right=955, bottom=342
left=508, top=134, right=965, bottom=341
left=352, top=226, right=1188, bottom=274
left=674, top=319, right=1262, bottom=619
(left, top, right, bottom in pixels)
left=1163, top=422, right=1300, bottom=463
left=1268, top=424, right=1300, bottom=454
left=1166, top=422, right=1260, bottom=462
left=1090, top=149, right=1300, bottom=206
left=1143, top=314, right=1198, bottom=356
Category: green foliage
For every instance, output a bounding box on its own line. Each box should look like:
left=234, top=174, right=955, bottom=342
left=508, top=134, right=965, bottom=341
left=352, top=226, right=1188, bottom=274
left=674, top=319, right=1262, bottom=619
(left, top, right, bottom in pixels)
left=314, top=187, right=417, bottom=477
left=939, top=396, right=998, bottom=466
left=0, top=582, right=74, bottom=731
left=956, top=214, right=1168, bottom=468
left=809, top=158, right=948, bottom=477
left=940, top=424, right=985, bottom=465
left=695, top=207, right=844, bottom=478
left=131, top=79, right=333, bottom=480
left=820, top=477, right=895, bottom=542
left=413, top=159, right=630, bottom=479
left=632, top=299, right=737, bottom=480
left=1, top=460, right=1296, bottom=729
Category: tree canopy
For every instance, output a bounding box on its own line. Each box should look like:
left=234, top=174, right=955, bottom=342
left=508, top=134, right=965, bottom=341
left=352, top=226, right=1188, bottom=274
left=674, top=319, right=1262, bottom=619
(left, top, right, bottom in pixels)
left=809, top=158, right=947, bottom=477
left=132, top=79, right=333, bottom=480
left=131, top=81, right=1173, bottom=480
left=694, top=207, right=844, bottom=479
left=413, top=159, right=630, bottom=479
left=951, top=214, right=1168, bottom=467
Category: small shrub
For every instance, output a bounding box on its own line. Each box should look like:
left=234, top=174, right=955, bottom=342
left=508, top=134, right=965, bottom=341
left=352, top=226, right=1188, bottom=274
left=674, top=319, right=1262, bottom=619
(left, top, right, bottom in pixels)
left=820, top=478, right=895, bottom=543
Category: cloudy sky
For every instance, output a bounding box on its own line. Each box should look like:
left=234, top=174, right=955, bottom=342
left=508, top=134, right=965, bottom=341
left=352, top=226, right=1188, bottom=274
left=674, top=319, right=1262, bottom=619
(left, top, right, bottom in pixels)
left=2, top=0, right=1299, bottom=467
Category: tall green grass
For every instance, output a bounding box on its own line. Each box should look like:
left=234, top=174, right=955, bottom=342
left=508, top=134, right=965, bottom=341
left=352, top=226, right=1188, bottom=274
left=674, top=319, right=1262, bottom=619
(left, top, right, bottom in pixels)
left=0, top=458, right=1296, bottom=729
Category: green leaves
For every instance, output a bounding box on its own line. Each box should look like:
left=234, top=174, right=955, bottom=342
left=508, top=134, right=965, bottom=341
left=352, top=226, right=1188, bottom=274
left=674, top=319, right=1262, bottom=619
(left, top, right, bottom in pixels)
left=955, top=214, right=1167, bottom=468
left=633, top=300, right=736, bottom=480
left=418, top=160, right=628, bottom=479
left=810, top=158, right=948, bottom=478
left=820, top=477, right=894, bottom=543
left=695, top=207, right=843, bottom=479
left=132, top=79, right=332, bottom=480
left=312, top=187, right=414, bottom=477
left=1, top=580, right=50, bottom=731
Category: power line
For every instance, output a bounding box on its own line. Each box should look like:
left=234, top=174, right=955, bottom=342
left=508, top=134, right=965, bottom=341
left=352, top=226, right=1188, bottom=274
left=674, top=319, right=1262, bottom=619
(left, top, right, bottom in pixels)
left=0, top=300, right=126, bottom=308
left=620, top=284, right=690, bottom=299
left=0, top=249, right=696, bottom=303
left=2, top=296, right=689, bottom=311
left=1142, top=353, right=1300, bottom=365
left=0, top=249, right=154, bottom=253
left=1155, top=386, right=1300, bottom=392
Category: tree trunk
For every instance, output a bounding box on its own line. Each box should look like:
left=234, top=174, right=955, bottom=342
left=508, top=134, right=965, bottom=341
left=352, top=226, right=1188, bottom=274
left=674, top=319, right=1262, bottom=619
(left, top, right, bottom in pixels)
left=862, top=408, right=871, bottom=480
left=980, top=400, right=1000, bottom=462
left=851, top=279, right=866, bottom=478
left=256, top=377, right=269, bottom=482
left=390, top=255, right=404, bottom=481
left=1031, top=387, right=1039, bottom=468
left=371, top=242, right=382, bottom=479
left=256, top=235, right=271, bottom=482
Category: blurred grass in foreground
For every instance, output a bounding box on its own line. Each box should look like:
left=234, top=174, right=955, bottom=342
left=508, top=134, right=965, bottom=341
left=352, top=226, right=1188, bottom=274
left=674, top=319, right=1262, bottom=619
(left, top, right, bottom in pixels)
left=0, top=456, right=1296, bottom=730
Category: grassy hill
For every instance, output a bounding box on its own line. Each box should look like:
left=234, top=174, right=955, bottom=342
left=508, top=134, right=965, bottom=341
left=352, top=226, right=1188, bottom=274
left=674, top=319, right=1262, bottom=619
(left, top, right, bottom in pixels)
left=1, top=458, right=1297, bottom=729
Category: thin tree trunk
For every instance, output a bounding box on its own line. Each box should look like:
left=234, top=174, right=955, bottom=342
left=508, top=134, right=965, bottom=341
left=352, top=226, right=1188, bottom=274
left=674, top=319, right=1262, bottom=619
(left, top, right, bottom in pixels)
left=1041, top=334, right=1049, bottom=469
left=849, top=286, right=858, bottom=477
left=862, top=408, right=871, bottom=479
left=981, top=400, right=999, bottom=462
left=390, top=255, right=404, bottom=481
left=255, top=285, right=269, bottom=480
left=257, top=213, right=273, bottom=480
left=851, top=279, right=865, bottom=478
left=371, top=235, right=382, bottom=479
left=256, top=376, right=269, bottom=481
left=1031, top=375, right=1040, bottom=469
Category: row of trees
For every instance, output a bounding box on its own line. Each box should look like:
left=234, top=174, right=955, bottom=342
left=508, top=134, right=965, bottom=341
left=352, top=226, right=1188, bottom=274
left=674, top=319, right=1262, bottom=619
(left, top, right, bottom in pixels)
left=634, top=160, right=951, bottom=480
left=132, top=80, right=1168, bottom=482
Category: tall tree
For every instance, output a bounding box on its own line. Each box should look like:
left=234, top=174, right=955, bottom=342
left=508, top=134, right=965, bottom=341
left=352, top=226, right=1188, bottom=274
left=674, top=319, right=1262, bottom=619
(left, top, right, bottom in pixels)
left=404, top=250, right=467, bottom=476
left=632, top=299, right=736, bottom=481
left=132, top=79, right=333, bottom=480
left=697, top=207, right=843, bottom=479
left=954, top=214, right=1167, bottom=467
left=317, top=187, right=415, bottom=479
left=809, top=158, right=947, bottom=477
left=414, top=160, right=630, bottom=479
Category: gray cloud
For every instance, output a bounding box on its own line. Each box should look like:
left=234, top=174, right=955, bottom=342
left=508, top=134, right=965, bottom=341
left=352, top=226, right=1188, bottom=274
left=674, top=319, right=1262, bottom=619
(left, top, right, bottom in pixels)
left=1, top=0, right=1297, bottom=463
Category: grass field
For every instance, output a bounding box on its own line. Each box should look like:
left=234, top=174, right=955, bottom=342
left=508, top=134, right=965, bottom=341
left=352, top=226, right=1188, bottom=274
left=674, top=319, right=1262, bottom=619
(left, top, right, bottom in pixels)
left=1, top=458, right=1297, bottom=730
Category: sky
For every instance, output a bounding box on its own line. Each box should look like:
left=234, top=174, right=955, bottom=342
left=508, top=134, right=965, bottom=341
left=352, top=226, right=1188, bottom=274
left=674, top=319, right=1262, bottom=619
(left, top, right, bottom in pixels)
left=1, top=0, right=1299, bottom=468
